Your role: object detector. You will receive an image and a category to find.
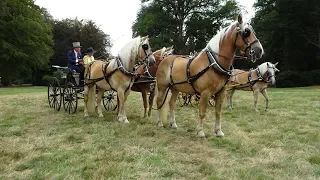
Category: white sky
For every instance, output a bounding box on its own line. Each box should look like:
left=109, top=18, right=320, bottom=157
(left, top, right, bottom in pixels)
left=35, top=0, right=255, bottom=56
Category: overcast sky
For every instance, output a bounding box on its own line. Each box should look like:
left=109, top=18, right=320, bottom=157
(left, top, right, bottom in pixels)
left=35, top=0, right=255, bottom=55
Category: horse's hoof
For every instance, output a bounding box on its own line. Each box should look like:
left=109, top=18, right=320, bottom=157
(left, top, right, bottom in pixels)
left=255, top=109, right=259, bottom=112
left=197, top=130, right=206, bottom=138
left=170, top=123, right=178, bottom=129
left=84, top=113, right=89, bottom=117
left=157, top=122, right=164, bottom=128
left=215, top=130, right=225, bottom=137
left=98, top=114, right=104, bottom=118
left=123, top=119, right=129, bottom=124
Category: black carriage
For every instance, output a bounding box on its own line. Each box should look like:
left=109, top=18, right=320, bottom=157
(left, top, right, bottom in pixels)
left=47, top=65, right=117, bottom=114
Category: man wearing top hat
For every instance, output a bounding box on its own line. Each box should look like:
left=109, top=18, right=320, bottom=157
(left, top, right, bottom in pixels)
left=67, top=42, right=85, bottom=85
left=67, top=42, right=84, bottom=72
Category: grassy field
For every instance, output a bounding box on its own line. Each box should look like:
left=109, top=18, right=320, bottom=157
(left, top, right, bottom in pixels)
left=0, top=86, right=319, bottom=179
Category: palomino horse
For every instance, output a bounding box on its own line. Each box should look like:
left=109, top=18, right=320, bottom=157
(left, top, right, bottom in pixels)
left=155, top=15, right=264, bottom=137
left=84, top=36, right=155, bottom=123
left=131, top=46, right=174, bottom=117
left=227, top=62, right=280, bottom=112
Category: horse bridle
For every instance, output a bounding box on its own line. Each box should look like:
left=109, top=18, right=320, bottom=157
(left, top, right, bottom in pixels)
left=235, top=24, right=260, bottom=63
left=257, top=66, right=276, bottom=82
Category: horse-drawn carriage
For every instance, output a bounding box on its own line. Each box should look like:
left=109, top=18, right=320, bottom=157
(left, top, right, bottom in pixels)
left=47, top=65, right=117, bottom=114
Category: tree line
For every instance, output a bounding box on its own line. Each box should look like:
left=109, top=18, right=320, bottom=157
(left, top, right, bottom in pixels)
left=133, top=0, right=320, bottom=87
left=0, top=0, right=112, bottom=86
left=1, top=0, right=319, bottom=87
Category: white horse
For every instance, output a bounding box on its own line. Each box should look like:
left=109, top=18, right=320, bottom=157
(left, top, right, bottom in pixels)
left=227, top=62, right=280, bottom=111
left=84, top=36, right=155, bottom=123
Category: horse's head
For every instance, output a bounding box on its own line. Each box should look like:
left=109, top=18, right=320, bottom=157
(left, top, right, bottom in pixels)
left=138, top=36, right=156, bottom=66
left=234, top=15, right=264, bottom=62
left=153, top=46, right=174, bottom=66
left=259, top=62, right=280, bottom=85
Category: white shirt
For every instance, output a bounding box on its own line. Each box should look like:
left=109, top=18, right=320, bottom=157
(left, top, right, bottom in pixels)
left=74, top=50, right=79, bottom=64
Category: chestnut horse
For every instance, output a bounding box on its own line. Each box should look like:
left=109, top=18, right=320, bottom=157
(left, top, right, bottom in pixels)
left=84, top=36, right=155, bottom=123
left=131, top=46, right=174, bottom=117
left=227, top=62, right=280, bottom=112
left=155, top=15, right=264, bottom=137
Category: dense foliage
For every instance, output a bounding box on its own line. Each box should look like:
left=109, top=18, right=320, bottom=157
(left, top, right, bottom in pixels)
left=132, top=0, right=240, bottom=54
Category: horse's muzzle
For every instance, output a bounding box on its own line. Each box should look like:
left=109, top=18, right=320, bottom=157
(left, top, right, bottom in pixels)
left=252, top=46, right=263, bottom=59
left=148, top=55, right=156, bottom=66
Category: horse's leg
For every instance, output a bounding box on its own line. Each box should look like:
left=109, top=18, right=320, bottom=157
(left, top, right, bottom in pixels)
left=169, top=89, right=179, bottom=128
left=197, top=91, right=210, bottom=137
left=84, top=85, right=89, bottom=117
left=142, top=90, right=148, bottom=118
left=227, top=89, right=235, bottom=109
left=96, top=88, right=105, bottom=118
left=116, top=96, right=120, bottom=116
left=121, top=90, right=131, bottom=123
left=253, top=89, right=259, bottom=112
left=117, top=90, right=125, bottom=123
left=156, top=85, right=168, bottom=127
left=214, top=90, right=226, bottom=137
left=148, top=90, right=155, bottom=117
left=261, top=89, right=269, bottom=111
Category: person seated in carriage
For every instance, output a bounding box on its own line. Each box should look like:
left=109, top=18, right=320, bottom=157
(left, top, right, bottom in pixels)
left=83, top=47, right=96, bottom=66
left=67, top=42, right=84, bottom=85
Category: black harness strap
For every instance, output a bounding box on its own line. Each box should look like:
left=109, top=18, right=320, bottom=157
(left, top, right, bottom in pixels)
left=168, top=49, right=232, bottom=93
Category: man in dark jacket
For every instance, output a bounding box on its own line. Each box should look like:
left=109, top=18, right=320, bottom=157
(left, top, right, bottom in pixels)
left=67, top=42, right=85, bottom=85
left=67, top=42, right=84, bottom=72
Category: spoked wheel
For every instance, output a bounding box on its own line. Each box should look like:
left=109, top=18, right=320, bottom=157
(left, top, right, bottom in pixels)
left=177, top=92, right=185, bottom=107
left=103, top=90, right=117, bottom=111
left=190, top=94, right=201, bottom=107
left=63, top=82, right=78, bottom=114
left=47, top=77, right=62, bottom=111
left=208, top=95, right=215, bottom=106
left=177, top=92, right=190, bottom=107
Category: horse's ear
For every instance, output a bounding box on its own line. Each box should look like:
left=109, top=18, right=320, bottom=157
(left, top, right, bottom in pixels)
left=267, top=62, right=270, bottom=67
left=274, top=62, right=279, bottom=66
left=237, top=15, right=243, bottom=24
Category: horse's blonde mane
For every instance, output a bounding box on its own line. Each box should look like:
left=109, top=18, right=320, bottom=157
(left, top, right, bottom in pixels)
left=109, top=36, right=142, bottom=70
left=206, top=22, right=240, bottom=53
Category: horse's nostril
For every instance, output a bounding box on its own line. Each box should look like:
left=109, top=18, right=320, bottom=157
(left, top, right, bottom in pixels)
left=259, top=49, right=262, bottom=54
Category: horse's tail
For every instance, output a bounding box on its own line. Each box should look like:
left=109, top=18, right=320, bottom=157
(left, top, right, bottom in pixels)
left=87, top=84, right=96, bottom=113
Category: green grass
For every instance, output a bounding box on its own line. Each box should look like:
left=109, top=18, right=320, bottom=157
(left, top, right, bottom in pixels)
left=0, top=86, right=319, bottom=179
left=0, top=87, right=46, bottom=95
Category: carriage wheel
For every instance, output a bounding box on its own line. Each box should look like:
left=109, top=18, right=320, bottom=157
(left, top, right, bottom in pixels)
left=47, top=77, right=62, bottom=111
left=177, top=92, right=190, bottom=107
left=177, top=92, right=185, bottom=107
left=103, top=90, right=117, bottom=111
left=63, top=82, right=78, bottom=114
left=190, top=94, right=200, bottom=107
left=208, top=95, right=215, bottom=106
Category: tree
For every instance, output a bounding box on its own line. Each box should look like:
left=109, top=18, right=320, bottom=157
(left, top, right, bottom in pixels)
left=252, top=0, right=320, bottom=71
left=0, top=0, right=53, bottom=86
left=132, top=0, right=240, bottom=54
left=51, top=19, right=112, bottom=66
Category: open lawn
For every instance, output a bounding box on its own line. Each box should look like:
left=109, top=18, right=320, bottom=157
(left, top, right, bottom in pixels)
left=0, top=86, right=319, bottom=179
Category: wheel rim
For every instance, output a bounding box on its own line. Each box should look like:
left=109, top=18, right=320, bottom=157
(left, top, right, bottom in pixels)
left=190, top=94, right=200, bottom=107
left=208, top=95, right=215, bottom=106
left=183, top=94, right=191, bottom=106
left=63, top=83, right=78, bottom=114
left=48, top=77, right=61, bottom=111
left=177, top=92, right=184, bottom=107
left=103, top=91, right=117, bottom=111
